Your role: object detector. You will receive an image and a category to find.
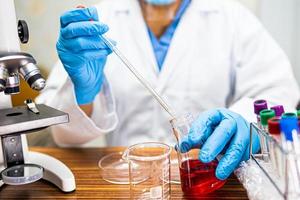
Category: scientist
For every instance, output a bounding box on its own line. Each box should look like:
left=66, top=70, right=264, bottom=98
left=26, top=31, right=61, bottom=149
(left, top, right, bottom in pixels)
left=34, top=0, right=300, bottom=180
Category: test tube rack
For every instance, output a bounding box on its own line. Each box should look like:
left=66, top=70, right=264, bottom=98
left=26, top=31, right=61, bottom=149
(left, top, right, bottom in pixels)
left=249, top=123, right=300, bottom=200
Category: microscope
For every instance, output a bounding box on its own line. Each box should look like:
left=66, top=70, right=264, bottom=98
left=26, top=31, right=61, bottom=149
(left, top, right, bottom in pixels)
left=0, top=0, right=76, bottom=192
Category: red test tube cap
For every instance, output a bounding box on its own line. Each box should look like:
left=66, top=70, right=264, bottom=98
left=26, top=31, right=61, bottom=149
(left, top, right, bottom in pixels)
left=268, top=117, right=281, bottom=135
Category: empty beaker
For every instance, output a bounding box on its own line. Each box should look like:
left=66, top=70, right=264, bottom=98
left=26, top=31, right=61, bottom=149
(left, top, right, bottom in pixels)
left=123, top=142, right=171, bottom=200
left=170, top=114, right=227, bottom=195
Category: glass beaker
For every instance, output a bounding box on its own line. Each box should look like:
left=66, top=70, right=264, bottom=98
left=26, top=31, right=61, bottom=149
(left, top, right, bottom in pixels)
left=123, top=142, right=172, bottom=200
left=170, top=114, right=227, bottom=195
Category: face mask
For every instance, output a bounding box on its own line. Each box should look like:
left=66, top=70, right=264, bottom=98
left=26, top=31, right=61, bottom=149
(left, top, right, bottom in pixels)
left=144, top=0, right=176, bottom=6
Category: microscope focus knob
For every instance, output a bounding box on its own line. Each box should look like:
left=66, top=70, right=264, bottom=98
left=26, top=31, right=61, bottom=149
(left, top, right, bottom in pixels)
left=18, top=20, right=29, bottom=44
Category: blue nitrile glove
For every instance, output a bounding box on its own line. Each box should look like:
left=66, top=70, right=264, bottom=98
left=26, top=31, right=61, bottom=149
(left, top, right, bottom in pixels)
left=56, top=7, right=114, bottom=105
left=179, top=108, right=260, bottom=180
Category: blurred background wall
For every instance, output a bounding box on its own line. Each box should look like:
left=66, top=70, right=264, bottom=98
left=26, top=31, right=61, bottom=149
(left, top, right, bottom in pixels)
left=15, top=0, right=300, bottom=86
left=15, top=0, right=260, bottom=76
left=259, top=0, right=300, bottom=86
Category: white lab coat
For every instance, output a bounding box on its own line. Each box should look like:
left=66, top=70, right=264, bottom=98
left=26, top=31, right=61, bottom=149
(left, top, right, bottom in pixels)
left=37, top=0, right=300, bottom=147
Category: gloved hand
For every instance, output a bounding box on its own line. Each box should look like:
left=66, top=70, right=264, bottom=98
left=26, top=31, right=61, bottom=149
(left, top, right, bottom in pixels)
left=56, top=7, right=113, bottom=105
left=179, top=108, right=260, bottom=180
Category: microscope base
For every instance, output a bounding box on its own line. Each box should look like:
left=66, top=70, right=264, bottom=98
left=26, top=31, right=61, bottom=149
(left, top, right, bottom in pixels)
left=29, top=151, right=76, bottom=192
left=0, top=151, right=76, bottom=192
left=0, top=104, right=75, bottom=192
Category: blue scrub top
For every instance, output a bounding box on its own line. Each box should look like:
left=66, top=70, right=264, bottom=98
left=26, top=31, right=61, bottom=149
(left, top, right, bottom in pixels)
left=147, top=0, right=191, bottom=70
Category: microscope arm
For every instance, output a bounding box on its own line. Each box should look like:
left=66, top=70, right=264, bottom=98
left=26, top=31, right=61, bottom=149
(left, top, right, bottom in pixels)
left=0, top=150, right=76, bottom=192
left=28, top=151, right=76, bottom=192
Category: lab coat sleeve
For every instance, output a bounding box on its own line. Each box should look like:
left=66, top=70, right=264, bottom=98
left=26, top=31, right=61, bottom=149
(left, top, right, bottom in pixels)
left=35, top=62, right=118, bottom=147
left=228, top=2, right=300, bottom=122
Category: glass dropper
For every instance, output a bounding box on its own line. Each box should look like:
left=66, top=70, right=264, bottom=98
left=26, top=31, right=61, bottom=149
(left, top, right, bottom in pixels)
left=100, top=35, right=177, bottom=119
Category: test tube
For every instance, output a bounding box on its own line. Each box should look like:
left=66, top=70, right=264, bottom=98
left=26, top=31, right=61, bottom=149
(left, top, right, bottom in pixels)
left=268, top=117, right=281, bottom=137
left=271, top=105, right=285, bottom=117
left=268, top=117, right=282, bottom=176
left=280, top=117, right=300, bottom=194
left=260, top=109, right=275, bottom=161
left=254, top=100, right=268, bottom=128
left=254, top=100, right=268, bottom=160
left=260, top=109, right=276, bottom=132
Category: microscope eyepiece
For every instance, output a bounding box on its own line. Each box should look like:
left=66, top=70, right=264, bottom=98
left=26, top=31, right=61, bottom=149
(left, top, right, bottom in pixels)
left=19, top=63, right=45, bottom=91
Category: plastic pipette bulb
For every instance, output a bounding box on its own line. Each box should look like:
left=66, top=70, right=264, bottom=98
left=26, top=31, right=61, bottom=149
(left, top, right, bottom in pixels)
left=254, top=100, right=268, bottom=115
left=260, top=109, right=275, bottom=128
left=271, top=105, right=285, bottom=117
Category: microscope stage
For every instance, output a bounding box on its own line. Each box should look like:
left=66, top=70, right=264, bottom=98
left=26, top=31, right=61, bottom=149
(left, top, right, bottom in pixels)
left=0, top=104, right=69, bottom=135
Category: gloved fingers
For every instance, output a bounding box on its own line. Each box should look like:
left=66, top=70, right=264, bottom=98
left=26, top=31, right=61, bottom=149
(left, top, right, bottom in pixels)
left=215, top=127, right=248, bottom=180
left=62, top=36, right=115, bottom=52
left=179, top=110, right=223, bottom=153
left=178, top=135, right=197, bottom=153
left=61, top=21, right=109, bottom=39
left=57, top=48, right=111, bottom=65
left=200, top=118, right=237, bottom=163
left=60, top=7, right=99, bottom=28
left=79, top=48, right=113, bottom=59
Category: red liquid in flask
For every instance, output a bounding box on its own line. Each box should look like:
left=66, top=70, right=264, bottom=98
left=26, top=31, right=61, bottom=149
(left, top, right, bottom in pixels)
left=180, top=159, right=226, bottom=195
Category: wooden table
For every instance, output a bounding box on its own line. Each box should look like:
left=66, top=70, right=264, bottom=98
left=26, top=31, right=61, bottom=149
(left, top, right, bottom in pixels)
left=0, top=147, right=249, bottom=199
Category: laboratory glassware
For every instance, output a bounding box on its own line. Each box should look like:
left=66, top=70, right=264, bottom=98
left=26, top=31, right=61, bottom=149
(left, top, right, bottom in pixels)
left=248, top=122, right=300, bottom=199
left=260, top=109, right=276, bottom=161
left=268, top=117, right=284, bottom=176
left=254, top=100, right=269, bottom=161
left=98, top=152, right=132, bottom=184
left=170, top=114, right=226, bottom=195
left=122, top=142, right=172, bottom=200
